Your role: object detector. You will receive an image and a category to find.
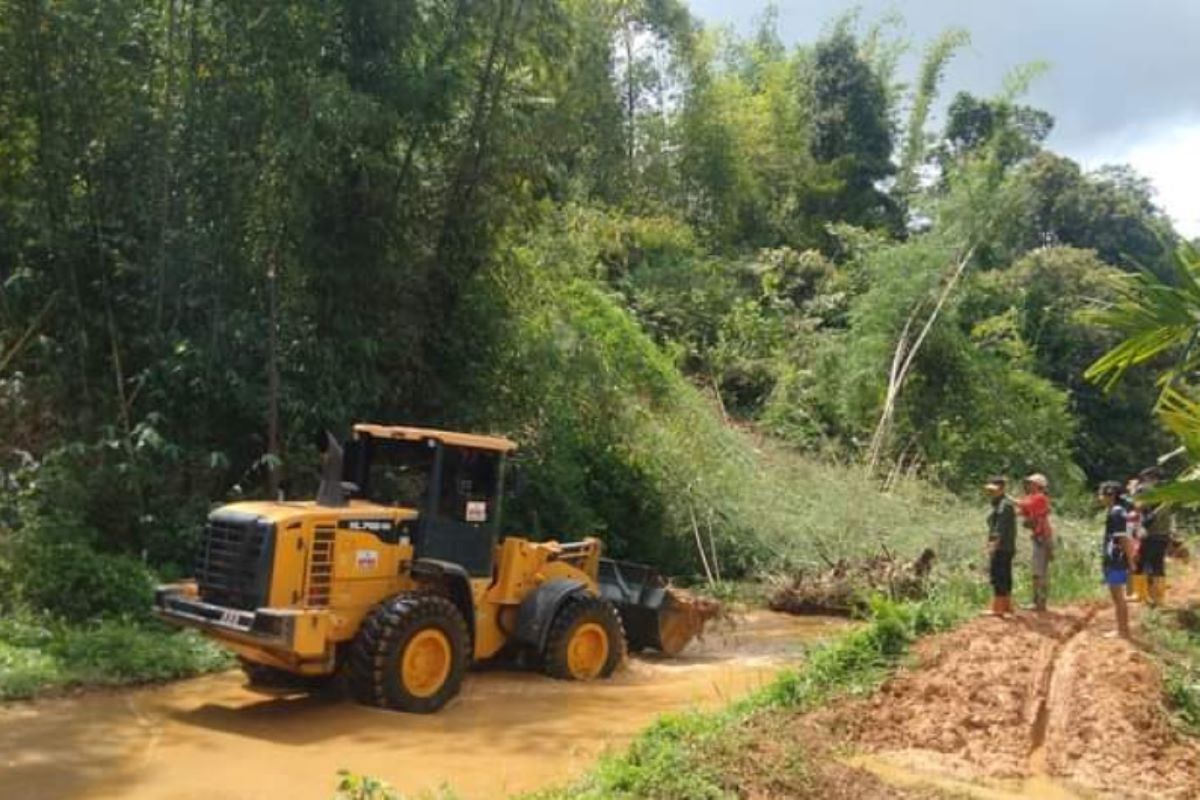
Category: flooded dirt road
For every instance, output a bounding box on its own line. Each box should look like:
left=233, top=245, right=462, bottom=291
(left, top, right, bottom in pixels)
left=0, top=612, right=846, bottom=800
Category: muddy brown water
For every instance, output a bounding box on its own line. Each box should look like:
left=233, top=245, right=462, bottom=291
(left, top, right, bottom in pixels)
left=0, top=612, right=847, bottom=800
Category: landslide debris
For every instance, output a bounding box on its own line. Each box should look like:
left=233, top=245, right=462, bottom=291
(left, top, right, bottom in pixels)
left=768, top=549, right=936, bottom=616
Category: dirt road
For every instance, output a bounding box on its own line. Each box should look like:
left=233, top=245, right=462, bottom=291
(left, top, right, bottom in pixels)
left=826, top=578, right=1200, bottom=799
left=0, top=612, right=847, bottom=800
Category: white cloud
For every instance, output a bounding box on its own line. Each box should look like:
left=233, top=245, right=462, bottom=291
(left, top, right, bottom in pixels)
left=1076, top=120, right=1200, bottom=240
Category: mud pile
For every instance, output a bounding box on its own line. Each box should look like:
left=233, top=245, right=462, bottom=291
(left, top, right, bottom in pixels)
left=768, top=548, right=935, bottom=615
left=825, top=610, right=1088, bottom=778
left=823, top=606, right=1200, bottom=798
left=1046, top=628, right=1200, bottom=797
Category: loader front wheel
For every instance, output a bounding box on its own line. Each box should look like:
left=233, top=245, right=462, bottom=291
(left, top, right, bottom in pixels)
left=348, top=593, right=469, bottom=713
left=543, top=595, right=625, bottom=681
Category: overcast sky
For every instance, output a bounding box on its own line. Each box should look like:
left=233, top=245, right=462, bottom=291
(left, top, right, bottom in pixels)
left=688, top=0, right=1200, bottom=238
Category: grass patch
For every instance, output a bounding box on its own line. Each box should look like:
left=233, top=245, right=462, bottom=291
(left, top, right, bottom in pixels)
left=1144, top=606, right=1200, bottom=734
left=0, top=614, right=234, bottom=700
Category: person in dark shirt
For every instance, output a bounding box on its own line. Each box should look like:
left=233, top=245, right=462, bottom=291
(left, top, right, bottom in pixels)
left=1099, top=481, right=1138, bottom=640
left=1136, top=466, right=1172, bottom=608
left=984, top=476, right=1017, bottom=617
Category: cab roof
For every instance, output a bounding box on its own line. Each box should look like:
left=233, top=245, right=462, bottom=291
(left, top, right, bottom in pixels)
left=352, top=423, right=518, bottom=453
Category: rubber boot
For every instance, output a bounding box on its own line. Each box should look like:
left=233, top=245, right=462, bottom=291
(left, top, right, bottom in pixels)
left=1131, top=573, right=1150, bottom=604
left=999, top=596, right=1013, bottom=618
left=1033, top=579, right=1048, bottom=612
left=1149, top=577, right=1167, bottom=608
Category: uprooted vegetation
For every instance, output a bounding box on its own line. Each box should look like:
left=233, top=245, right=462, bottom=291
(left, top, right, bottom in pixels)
left=767, top=549, right=937, bottom=616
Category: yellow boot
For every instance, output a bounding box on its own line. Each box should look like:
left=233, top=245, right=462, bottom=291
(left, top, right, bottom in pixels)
left=1131, top=573, right=1150, bottom=603
left=1149, top=577, right=1167, bottom=608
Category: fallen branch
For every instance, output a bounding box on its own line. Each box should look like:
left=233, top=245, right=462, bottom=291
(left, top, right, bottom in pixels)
left=769, top=548, right=937, bottom=616
left=0, top=291, right=59, bottom=375
left=868, top=247, right=975, bottom=473
left=688, top=502, right=715, bottom=586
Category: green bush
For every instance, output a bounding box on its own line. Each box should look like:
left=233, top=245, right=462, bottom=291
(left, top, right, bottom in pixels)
left=49, top=621, right=232, bottom=683
left=0, top=615, right=233, bottom=699
left=0, top=639, right=63, bottom=699
left=15, top=543, right=154, bottom=622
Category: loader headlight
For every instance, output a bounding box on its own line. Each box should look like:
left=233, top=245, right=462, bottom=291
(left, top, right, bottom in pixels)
left=250, top=612, right=296, bottom=642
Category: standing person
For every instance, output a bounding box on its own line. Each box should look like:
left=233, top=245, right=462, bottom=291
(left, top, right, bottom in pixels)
left=1099, top=481, right=1138, bottom=639
left=984, top=477, right=1017, bottom=617
left=1019, top=473, right=1053, bottom=611
left=1125, top=478, right=1146, bottom=602
left=1137, top=466, right=1173, bottom=608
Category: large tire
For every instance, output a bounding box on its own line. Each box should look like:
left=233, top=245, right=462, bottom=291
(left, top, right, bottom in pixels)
left=347, top=593, right=469, bottom=713
left=542, top=595, right=626, bottom=681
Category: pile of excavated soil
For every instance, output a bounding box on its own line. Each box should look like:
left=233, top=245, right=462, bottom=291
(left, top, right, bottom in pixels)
left=819, top=609, right=1091, bottom=780
left=1046, top=627, right=1200, bottom=797
left=819, top=604, right=1200, bottom=798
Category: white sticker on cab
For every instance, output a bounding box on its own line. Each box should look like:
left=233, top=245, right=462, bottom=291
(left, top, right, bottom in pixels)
left=466, top=501, right=488, bottom=523
left=355, top=549, right=380, bottom=570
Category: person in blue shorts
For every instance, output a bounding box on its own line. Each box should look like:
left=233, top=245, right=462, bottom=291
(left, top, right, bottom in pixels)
left=1099, top=481, right=1138, bottom=640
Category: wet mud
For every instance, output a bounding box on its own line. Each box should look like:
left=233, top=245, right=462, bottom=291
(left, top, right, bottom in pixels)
left=0, top=612, right=847, bottom=800
left=824, top=598, right=1200, bottom=799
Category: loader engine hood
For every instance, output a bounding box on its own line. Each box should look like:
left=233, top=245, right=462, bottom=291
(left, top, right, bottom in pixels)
left=194, top=500, right=418, bottom=611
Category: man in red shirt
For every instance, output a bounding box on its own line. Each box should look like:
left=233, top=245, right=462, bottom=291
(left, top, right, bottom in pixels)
left=1018, top=473, right=1053, bottom=611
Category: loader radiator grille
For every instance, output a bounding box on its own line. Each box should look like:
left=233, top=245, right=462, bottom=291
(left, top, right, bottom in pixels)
left=307, top=525, right=335, bottom=606
left=196, top=512, right=276, bottom=611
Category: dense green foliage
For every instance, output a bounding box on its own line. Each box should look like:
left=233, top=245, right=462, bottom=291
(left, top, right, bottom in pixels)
left=0, top=0, right=1182, bottom=623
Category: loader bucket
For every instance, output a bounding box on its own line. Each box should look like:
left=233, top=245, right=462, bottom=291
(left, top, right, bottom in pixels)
left=597, top=558, right=721, bottom=656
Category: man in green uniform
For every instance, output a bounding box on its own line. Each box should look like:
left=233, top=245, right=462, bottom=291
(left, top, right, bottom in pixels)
left=985, top=476, right=1017, bottom=617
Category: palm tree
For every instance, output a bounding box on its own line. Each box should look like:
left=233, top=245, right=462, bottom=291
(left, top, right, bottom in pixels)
left=1086, top=242, right=1200, bottom=503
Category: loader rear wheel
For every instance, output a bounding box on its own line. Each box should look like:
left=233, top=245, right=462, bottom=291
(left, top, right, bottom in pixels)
left=543, top=595, right=625, bottom=681
left=348, top=593, right=469, bottom=713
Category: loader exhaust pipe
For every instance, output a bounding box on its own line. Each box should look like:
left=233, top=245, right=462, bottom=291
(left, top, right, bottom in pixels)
left=315, top=431, right=347, bottom=508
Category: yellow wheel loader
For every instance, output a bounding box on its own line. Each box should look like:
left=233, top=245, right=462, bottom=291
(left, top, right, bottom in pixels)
left=154, top=424, right=716, bottom=713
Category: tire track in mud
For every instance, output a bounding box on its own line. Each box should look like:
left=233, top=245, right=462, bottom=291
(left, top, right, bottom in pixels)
left=1027, top=608, right=1097, bottom=777
left=828, top=597, right=1200, bottom=799
left=1038, top=612, right=1200, bottom=798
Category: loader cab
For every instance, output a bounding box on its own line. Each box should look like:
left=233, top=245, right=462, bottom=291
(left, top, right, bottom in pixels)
left=343, top=425, right=516, bottom=577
